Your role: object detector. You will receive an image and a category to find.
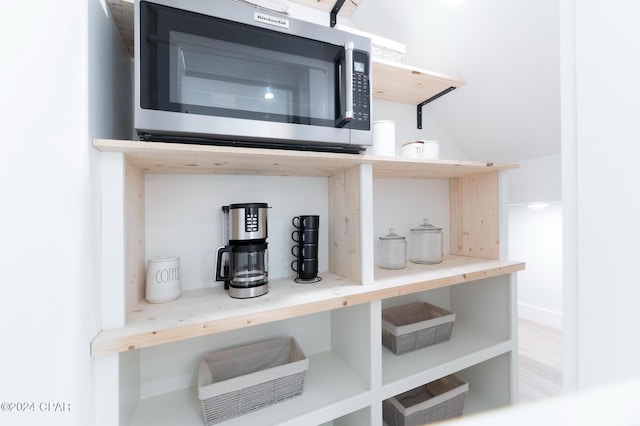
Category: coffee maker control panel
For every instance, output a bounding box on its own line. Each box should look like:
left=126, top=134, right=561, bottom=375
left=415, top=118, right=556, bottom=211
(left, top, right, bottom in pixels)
left=245, top=208, right=259, bottom=232
left=227, top=203, right=269, bottom=242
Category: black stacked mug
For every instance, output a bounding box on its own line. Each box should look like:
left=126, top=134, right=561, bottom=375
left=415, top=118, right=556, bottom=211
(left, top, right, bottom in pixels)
left=291, top=215, right=321, bottom=282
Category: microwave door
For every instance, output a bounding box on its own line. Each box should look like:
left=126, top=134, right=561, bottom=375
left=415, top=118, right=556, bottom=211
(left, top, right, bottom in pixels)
left=169, top=30, right=338, bottom=127
left=334, top=42, right=354, bottom=128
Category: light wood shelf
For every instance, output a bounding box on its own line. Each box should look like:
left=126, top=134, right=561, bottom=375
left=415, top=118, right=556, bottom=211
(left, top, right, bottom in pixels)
left=93, top=139, right=515, bottom=179
left=94, top=138, right=362, bottom=177
left=91, top=256, right=523, bottom=356
left=372, top=58, right=464, bottom=105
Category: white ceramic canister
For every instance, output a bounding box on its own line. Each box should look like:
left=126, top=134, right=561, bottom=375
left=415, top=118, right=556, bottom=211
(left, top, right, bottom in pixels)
left=422, top=140, right=440, bottom=159
left=145, top=256, right=182, bottom=303
left=370, top=120, right=396, bottom=157
left=401, top=140, right=424, bottom=158
left=401, top=140, right=441, bottom=159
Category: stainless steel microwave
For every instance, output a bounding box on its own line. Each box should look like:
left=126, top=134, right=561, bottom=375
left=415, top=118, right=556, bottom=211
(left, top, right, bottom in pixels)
left=134, top=0, right=372, bottom=153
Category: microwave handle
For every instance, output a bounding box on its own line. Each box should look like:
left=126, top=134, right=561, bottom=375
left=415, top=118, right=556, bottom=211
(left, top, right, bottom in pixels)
left=335, top=42, right=354, bottom=128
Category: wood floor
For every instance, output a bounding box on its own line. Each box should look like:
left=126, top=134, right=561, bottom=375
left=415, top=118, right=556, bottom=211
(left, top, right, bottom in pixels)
left=518, top=318, right=563, bottom=403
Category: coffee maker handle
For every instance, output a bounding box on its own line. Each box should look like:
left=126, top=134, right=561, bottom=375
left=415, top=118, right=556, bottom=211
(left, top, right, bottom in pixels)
left=215, top=245, right=232, bottom=282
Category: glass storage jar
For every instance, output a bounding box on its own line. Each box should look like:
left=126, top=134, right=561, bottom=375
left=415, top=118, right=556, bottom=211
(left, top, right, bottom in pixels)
left=409, top=219, right=443, bottom=264
left=378, top=228, right=407, bottom=270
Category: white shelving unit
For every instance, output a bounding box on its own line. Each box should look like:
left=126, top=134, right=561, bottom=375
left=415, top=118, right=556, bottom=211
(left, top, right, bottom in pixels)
left=92, top=140, right=523, bottom=426
left=92, top=2, right=519, bottom=425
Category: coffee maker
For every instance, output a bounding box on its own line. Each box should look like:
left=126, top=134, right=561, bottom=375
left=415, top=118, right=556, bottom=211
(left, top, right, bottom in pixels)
left=215, top=203, right=269, bottom=298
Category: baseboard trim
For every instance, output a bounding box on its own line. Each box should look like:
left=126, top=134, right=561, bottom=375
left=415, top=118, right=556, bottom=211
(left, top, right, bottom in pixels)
left=518, top=303, right=563, bottom=329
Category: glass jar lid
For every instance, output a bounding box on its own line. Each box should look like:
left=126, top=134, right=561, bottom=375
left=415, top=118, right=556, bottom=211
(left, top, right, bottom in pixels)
left=380, top=228, right=406, bottom=240
left=410, top=218, right=442, bottom=233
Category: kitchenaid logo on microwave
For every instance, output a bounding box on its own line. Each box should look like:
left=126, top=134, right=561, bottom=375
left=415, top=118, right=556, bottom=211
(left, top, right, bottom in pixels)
left=254, top=11, right=289, bottom=28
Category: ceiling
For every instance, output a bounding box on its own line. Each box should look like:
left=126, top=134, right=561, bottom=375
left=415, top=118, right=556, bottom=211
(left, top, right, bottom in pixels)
left=350, top=0, right=561, bottom=162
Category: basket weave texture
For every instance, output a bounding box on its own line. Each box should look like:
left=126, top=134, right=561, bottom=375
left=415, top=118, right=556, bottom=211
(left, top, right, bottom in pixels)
left=382, top=302, right=456, bottom=355
left=383, top=374, right=469, bottom=426
left=197, top=337, right=308, bottom=425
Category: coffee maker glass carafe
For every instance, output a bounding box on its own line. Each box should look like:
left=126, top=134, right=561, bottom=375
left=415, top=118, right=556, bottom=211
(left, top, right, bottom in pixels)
left=227, top=242, right=268, bottom=286
left=216, top=203, right=269, bottom=298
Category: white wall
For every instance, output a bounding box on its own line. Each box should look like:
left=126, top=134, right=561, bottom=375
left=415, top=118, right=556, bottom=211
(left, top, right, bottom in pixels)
left=509, top=204, right=563, bottom=328
left=508, top=154, right=562, bottom=205
left=0, top=2, right=92, bottom=425
left=506, top=154, right=563, bottom=329
left=562, top=0, right=640, bottom=389
left=0, top=1, right=130, bottom=425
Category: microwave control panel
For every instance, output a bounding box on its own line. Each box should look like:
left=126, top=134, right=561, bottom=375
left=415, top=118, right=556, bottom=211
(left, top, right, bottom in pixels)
left=351, top=50, right=370, bottom=130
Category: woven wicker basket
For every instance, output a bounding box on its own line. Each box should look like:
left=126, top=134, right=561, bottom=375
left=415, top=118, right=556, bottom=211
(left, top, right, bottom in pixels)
left=197, top=336, right=308, bottom=425
left=382, top=301, right=456, bottom=355
left=383, top=374, right=469, bottom=426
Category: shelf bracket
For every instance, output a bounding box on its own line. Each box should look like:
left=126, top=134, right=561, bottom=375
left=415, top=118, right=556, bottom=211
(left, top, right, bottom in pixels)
left=417, top=86, right=457, bottom=129
left=330, top=0, right=346, bottom=28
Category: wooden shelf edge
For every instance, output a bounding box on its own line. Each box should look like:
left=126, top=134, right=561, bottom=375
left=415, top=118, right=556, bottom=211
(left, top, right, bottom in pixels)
left=367, top=156, right=518, bottom=179
left=93, top=139, right=519, bottom=178
left=93, top=138, right=364, bottom=177
left=373, top=58, right=465, bottom=86
left=91, top=257, right=524, bottom=357
left=93, top=138, right=363, bottom=162
left=372, top=58, right=465, bottom=105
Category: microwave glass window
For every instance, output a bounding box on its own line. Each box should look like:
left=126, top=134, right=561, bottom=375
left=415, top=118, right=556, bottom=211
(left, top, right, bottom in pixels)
left=169, top=31, right=335, bottom=123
